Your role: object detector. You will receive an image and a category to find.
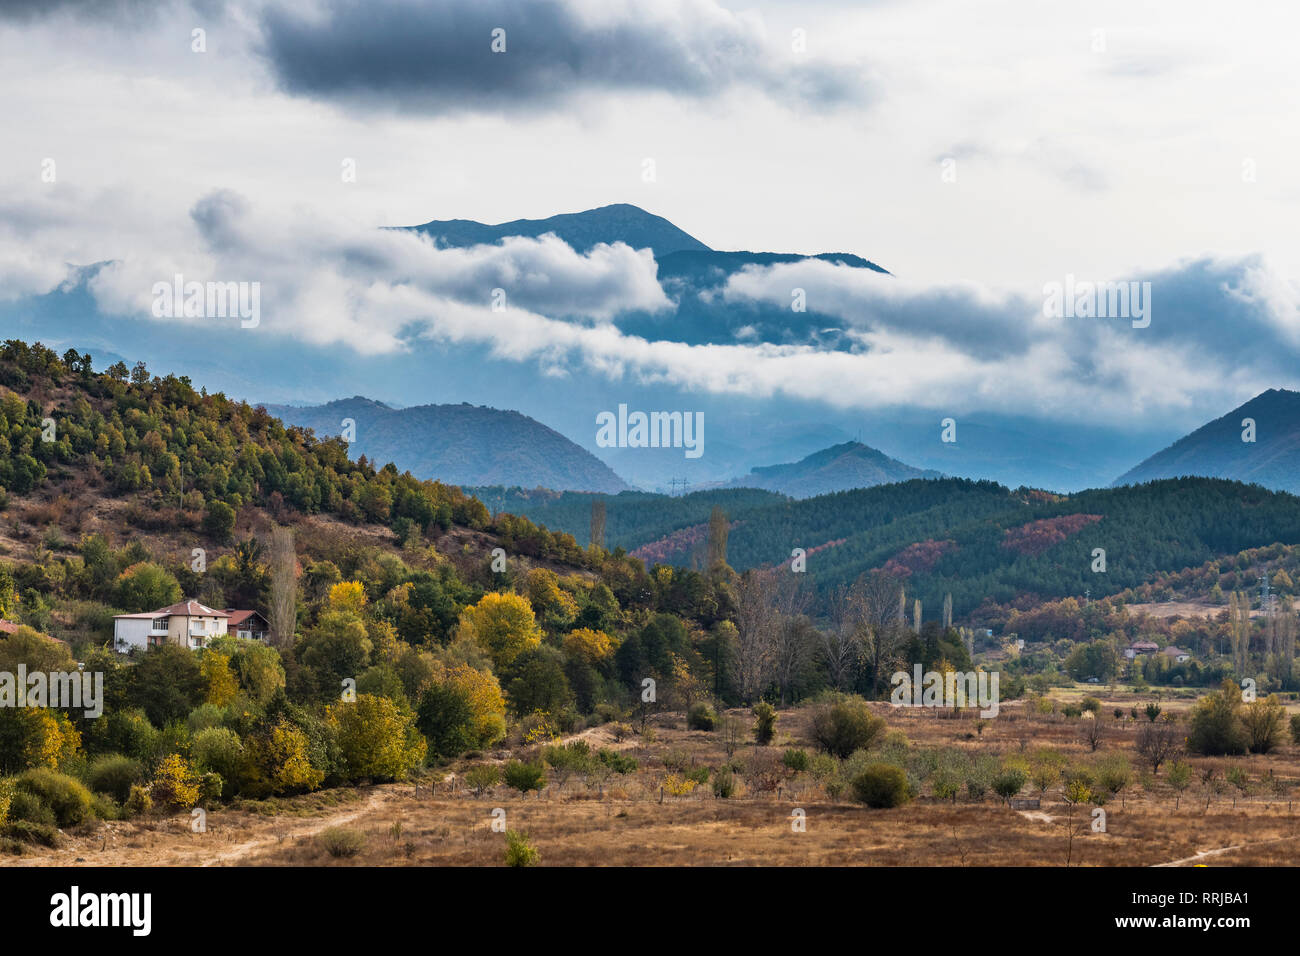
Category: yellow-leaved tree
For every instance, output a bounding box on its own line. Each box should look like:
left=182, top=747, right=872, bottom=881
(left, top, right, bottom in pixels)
left=200, top=649, right=239, bottom=707
left=328, top=580, right=368, bottom=616
left=456, top=592, right=542, bottom=671
left=563, top=627, right=614, bottom=665
left=327, top=694, right=426, bottom=782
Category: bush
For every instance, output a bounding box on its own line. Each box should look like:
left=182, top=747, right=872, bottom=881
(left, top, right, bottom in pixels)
left=782, top=749, right=809, bottom=772
left=1080, top=696, right=1102, bottom=715
left=2, top=819, right=60, bottom=847
left=1291, top=713, right=1300, bottom=745
left=84, top=754, right=144, bottom=804
left=7, top=789, right=55, bottom=826
left=465, top=764, right=501, bottom=794
left=992, top=767, right=1028, bottom=803
left=752, top=702, right=778, bottom=745
left=850, top=763, right=912, bottom=808
left=810, top=695, right=886, bottom=758
left=597, top=749, right=637, bottom=774
left=15, top=768, right=93, bottom=827
left=124, top=784, right=152, bottom=818
left=712, top=767, right=735, bottom=798
left=198, top=772, right=224, bottom=804
left=504, top=829, right=540, bottom=867
left=503, top=760, right=546, bottom=793
left=1188, top=682, right=1248, bottom=756
left=320, top=826, right=366, bottom=858
left=686, top=702, right=716, bottom=731
left=191, top=727, right=246, bottom=797
left=150, top=754, right=201, bottom=809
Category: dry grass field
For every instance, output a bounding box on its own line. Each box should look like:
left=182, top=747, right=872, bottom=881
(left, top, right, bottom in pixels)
left=6, top=694, right=1300, bottom=867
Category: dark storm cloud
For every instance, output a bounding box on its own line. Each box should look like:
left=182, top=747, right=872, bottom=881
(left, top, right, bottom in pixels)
left=258, top=0, right=871, bottom=114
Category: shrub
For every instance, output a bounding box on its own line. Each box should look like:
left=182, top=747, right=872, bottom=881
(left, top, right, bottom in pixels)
left=504, top=829, right=539, bottom=867
left=992, top=767, right=1028, bottom=802
left=752, top=702, right=778, bottom=745
left=810, top=695, right=885, bottom=758
left=597, top=749, right=637, bottom=774
left=320, top=826, right=366, bottom=858
left=2, top=819, right=60, bottom=847
left=1291, top=713, right=1300, bottom=745
left=15, top=768, right=93, bottom=827
left=503, top=759, right=546, bottom=793
left=850, top=763, right=912, bottom=808
left=686, top=702, right=716, bottom=731
left=464, top=764, right=501, bottom=795
left=663, top=773, right=698, bottom=797
left=198, top=772, right=224, bottom=804
left=6, top=789, right=55, bottom=826
left=191, top=727, right=246, bottom=796
left=1241, top=696, right=1287, bottom=754
left=150, top=754, right=201, bottom=809
left=84, top=754, right=144, bottom=804
left=782, top=748, right=809, bottom=772
left=1188, top=682, right=1248, bottom=756
left=124, top=784, right=152, bottom=818
left=712, top=767, right=735, bottom=798
left=1080, top=696, right=1102, bottom=715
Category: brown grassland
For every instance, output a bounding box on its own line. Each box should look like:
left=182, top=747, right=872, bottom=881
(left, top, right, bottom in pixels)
left=5, top=692, right=1300, bottom=868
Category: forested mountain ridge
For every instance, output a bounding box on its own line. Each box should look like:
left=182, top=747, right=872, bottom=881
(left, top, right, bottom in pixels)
left=1114, top=388, right=1300, bottom=493
left=0, top=339, right=611, bottom=577
left=472, top=475, right=1300, bottom=619
left=264, top=397, right=630, bottom=493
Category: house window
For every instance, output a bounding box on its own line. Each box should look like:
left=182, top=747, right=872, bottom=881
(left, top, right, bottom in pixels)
left=152, top=618, right=169, bottom=630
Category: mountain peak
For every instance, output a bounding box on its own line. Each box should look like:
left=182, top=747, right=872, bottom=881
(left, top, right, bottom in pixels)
left=731, top=440, right=942, bottom=498
left=403, top=203, right=711, bottom=258
left=1113, top=388, right=1300, bottom=493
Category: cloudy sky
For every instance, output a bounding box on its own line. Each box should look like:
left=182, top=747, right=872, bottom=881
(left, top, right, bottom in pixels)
left=2, top=0, right=1299, bottom=433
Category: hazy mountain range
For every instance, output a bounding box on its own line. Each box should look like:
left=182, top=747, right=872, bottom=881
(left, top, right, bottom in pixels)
left=4, top=202, right=1284, bottom=494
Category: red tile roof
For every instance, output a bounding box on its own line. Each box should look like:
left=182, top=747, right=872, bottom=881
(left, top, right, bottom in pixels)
left=224, top=610, right=267, bottom=628
left=0, top=619, right=68, bottom=645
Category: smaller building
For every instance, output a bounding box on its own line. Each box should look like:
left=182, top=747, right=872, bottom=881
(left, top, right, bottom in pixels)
left=0, top=619, right=69, bottom=646
left=225, top=609, right=270, bottom=642
left=1162, top=646, right=1192, bottom=663
left=1124, top=640, right=1160, bottom=660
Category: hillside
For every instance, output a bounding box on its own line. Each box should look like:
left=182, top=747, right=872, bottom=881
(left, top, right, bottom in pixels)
left=263, top=398, right=629, bottom=494
left=477, top=472, right=1300, bottom=617
left=1114, top=389, right=1300, bottom=493
left=726, top=441, right=942, bottom=498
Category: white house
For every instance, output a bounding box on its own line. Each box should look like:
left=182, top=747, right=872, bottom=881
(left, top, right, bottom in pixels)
left=1162, top=646, right=1192, bottom=664
left=113, top=600, right=230, bottom=652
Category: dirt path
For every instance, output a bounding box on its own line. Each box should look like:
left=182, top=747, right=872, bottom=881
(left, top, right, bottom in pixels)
left=199, top=788, right=388, bottom=867
left=1153, top=834, right=1300, bottom=867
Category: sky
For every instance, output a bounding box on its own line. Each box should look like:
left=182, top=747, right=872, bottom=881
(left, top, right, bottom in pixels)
left=2, top=0, right=1299, bottom=437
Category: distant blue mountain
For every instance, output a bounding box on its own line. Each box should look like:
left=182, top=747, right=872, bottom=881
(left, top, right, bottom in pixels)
left=0, top=207, right=1183, bottom=493
left=404, top=202, right=711, bottom=257
left=402, top=203, right=891, bottom=350
left=1113, top=389, right=1300, bottom=494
